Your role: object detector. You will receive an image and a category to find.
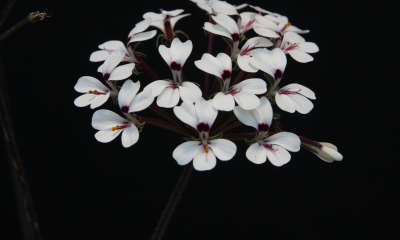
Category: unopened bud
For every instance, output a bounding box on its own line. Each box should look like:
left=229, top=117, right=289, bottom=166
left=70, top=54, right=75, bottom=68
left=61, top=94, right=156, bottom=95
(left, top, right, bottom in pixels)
left=300, top=136, right=343, bottom=163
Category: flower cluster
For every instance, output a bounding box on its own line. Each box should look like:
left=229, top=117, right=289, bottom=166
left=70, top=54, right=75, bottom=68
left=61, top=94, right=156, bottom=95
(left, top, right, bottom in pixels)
left=74, top=0, right=342, bottom=171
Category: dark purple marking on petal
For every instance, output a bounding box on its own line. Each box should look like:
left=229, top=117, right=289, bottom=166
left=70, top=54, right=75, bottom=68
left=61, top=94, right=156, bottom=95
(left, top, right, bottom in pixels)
left=258, top=123, right=270, bottom=132
left=262, top=143, right=278, bottom=151
left=231, top=33, right=240, bottom=42
left=170, top=61, right=182, bottom=71
left=274, top=69, right=283, bottom=80
left=104, top=73, right=110, bottom=81
left=221, top=70, right=231, bottom=81
left=197, top=122, right=210, bottom=132
left=121, top=105, right=129, bottom=113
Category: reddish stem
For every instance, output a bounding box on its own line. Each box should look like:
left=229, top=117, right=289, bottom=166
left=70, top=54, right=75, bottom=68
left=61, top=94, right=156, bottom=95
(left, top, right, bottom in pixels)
left=138, top=116, right=193, bottom=136
left=164, top=19, right=174, bottom=44
left=244, top=72, right=256, bottom=80
left=223, top=132, right=256, bottom=140
left=224, top=45, right=231, bottom=56
left=210, top=77, right=220, bottom=97
left=213, top=121, right=242, bottom=135
left=211, top=111, right=235, bottom=135
left=135, top=55, right=160, bottom=81
left=232, top=70, right=245, bottom=86
left=298, top=136, right=323, bottom=148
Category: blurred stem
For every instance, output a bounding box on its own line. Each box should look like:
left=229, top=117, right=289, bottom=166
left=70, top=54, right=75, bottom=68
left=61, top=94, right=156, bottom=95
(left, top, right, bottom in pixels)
left=0, top=17, right=29, bottom=42
left=232, top=70, right=245, bottom=86
left=151, top=164, right=194, bottom=240
left=224, top=132, right=256, bottom=140
left=135, top=55, right=160, bottom=81
left=210, top=111, right=236, bottom=135
left=213, top=120, right=242, bottom=135
left=138, top=116, right=193, bottom=136
left=0, top=57, right=41, bottom=239
left=0, top=0, right=16, bottom=30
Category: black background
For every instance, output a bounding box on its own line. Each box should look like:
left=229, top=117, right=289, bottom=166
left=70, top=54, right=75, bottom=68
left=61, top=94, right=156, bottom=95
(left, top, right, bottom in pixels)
left=0, top=0, right=397, bottom=239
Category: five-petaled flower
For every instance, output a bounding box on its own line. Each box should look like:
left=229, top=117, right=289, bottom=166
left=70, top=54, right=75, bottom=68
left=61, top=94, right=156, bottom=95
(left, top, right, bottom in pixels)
left=173, top=98, right=237, bottom=171
left=234, top=97, right=301, bottom=166
left=275, top=83, right=316, bottom=114
left=74, top=76, right=113, bottom=109
left=280, top=32, right=319, bottom=63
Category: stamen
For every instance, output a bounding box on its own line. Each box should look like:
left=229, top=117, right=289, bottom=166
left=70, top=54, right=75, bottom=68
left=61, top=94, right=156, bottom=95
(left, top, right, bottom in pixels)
left=88, top=90, right=98, bottom=94
left=204, top=145, right=209, bottom=153
left=112, top=125, right=121, bottom=131
left=284, top=22, right=291, bottom=29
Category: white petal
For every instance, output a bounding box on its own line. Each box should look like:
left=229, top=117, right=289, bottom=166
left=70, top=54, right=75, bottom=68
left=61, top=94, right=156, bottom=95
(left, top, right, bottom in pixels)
left=173, top=141, right=203, bottom=166
left=280, top=84, right=316, bottom=99
left=210, top=1, right=238, bottom=15
left=74, top=76, right=109, bottom=93
left=288, top=50, right=314, bottom=63
left=95, top=129, right=123, bottom=143
left=99, top=41, right=127, bottom=53
left=319, top=143, right=343, bottom=162
left=194, top=53, right=225, bottom=78
left=109, top=63, right=135, bottom=81
left=203, top=22, right=232, bottom=40
left=252, top=97, right=272, bottom=126
left=163, top=9, right=185, bottom=16
left=282, top=32, right=305, bottom=44
left=150, top=20, right=165, bottom=32
left=275, top=93, right=295, bottom=113
left=173, top=101, right=198, bottom=129
left=246, top=143, right=267, bottom=164
left=233, top=106, right=258, bottom=129
left=289, top=94, right=314, bottom=114
left=170, top=38, right=193, bottom=67
left=171, top=14, right=191, bottom=29
left=193, top=148, right=217, bottom=171
left=235, top=78, right=267, bottom=94
left=128, top=30, right=157, bottom=44
left=121, top=124, right=139, bottom=148
left=129, top=89, right=154, bottom=112
left=233, top=91, right=260, bottom=110
left=237, top=55, right=258, bottom=72
left=128, top=19, right=151, bottom=37
left=118, top=80, right=140, bottom=108
left=253, top=27, right=280, bottom=38
left=156, top=87, right=180, bottom=108
left=143, top=12, right=163, bottom=21
left=179, top=82, right=202, bottom=103
left=266, top=132, right=301, bottom=152
left=254, top=15, right=279, bottom=31
left=102, top=50, right=125, bottom=75
left=159, top=44, right=172, bottom=66
left=74, top=94, right=97, bottom=107
left=212, top=13, right=239, bottom=34
left=209, top=139, right=236, bottom=161
left=213, top=92, right=235, bottom=111
left=144, top=80, right=171, bottom=97
left=90, top=50, right=110, bottom=62
left=195, top=98, right=218, bottom=127
left=92, top=109, right=127, bottom=130
left=215, top=53, right=232, bottom=72
left=90, top=92, right=111, bottom=109
left=241, top=37, right=273, bottom=51
left=265, top=145, right=291, bottom=167
left=298, top=42, right=319, bottom=53
left=284, top=25, right=309, bottom=34
left=196, top=3, right=212, bottom=14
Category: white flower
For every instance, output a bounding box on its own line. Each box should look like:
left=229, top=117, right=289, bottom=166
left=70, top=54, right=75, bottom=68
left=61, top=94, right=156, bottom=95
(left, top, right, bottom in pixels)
left=191, top=0, right=239, bottom=15
left=213, top=78, right=267, bottom=111
left=203, top=13, right=240, bottom=54
left=100, top=50, right=135, bottom=81
left=280, top=32, right=319, bottom=63
left=237, top=12, right=257, bottom=34
left=90, top=41, right=137, bottom=72
left=233, top=97, right=301, bottom=166
left=253, top=15, right=309, bottom=39
left=234, top=37, right=273, bottom=72
left=91, top=80, right=154, bottom=148
left=173, top=98, right=237, bottom=171
left=301, top=139, right=343, bottom=162
left=250, top=48, right=287, bottom=82
left=275, top=84, right=316, bottom=114
left=159, top=38, right=193, bottom=82
left=127, top=18, right=157, bottom=44
left=143, top=9, right=185, bottom=21
left=194, top=52, right=232, bottom=91
left=249, top=5, right=288, bottom=23
left=74, top=76, right=112, bottom=109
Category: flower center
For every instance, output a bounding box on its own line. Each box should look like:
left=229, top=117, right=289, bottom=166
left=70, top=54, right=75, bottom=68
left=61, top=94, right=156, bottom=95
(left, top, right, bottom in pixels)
left=88, top=90, right=106, bottom=95
left=258, top=123, right=269, bottom=132
left=227, top=88, right=241, bottom=96
left=279, top=88, right=301, bottom=95
left=262, top=143, right=278, bottom=152
left=282, top=41, right=300, bottom=52
left=121, top=106, right=129, bottom=113
left=89, top=90, right=97, bottom=94
left=112, top=125, right=121, bottom=131
left=241, top=41, right=260, bottom=56
left=204, top=145, right=209, bottom=153
left=104, top=73, right=110, bottom=81
left=231, top=33, right=240, bottom=42
left=274, top=69, right=283, bottom=80
left=197, top=122, right=210, bottom=132
left=221, top=70, right=231, bottom=81
left=282, top=22, right=291, bottom=31
left=170, top=61, right=182, bottom=71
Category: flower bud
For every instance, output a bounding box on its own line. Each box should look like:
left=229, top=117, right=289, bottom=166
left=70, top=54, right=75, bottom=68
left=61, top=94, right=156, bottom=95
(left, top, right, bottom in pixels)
left=300, top=136, right=343, bottom=162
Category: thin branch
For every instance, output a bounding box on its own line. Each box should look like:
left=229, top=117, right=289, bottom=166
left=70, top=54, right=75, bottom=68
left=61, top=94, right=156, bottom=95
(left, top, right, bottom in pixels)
left=210, top=111, right=236, bottom=135
left=151, top=164, right=194, bottom=240
left=0, top=17, right=28, bottom=42
left=232, top=70, right=245, bottom=86
left=213, top=120, right=242, bottom=135
left=0, top=0, right=16, bottom=30
left=0, top=57, right=41, bottom=240
left=135, top=55, right=160, bottom=81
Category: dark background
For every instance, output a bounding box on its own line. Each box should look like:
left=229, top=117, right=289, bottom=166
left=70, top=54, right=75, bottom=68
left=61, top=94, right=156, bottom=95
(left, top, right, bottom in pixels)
left=0, top=0, right=397, bottom=239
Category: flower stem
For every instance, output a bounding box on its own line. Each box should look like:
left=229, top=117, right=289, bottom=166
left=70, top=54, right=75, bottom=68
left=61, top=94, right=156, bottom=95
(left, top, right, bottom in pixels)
left=135, top=55, right=160, bottom=81
left=210, top=111, right=236, bottom=135
left=0, top=58, right=41, bottom=240
left=213, top=120, right=242, bottom=135
left=244, top=72, right=256, bottom=80
left=0, top=16, right=29, bottom=42
left=0, top=0, right=17, bottom=30
left=151, top=164, right=194, bottom=240
left=224, top=132, right=256, bottom=140
left=148, top=104, right=194, bottom=134
left=232, top=70, right=245, bottom=86
left=138, top=116, right=193, bottom=136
